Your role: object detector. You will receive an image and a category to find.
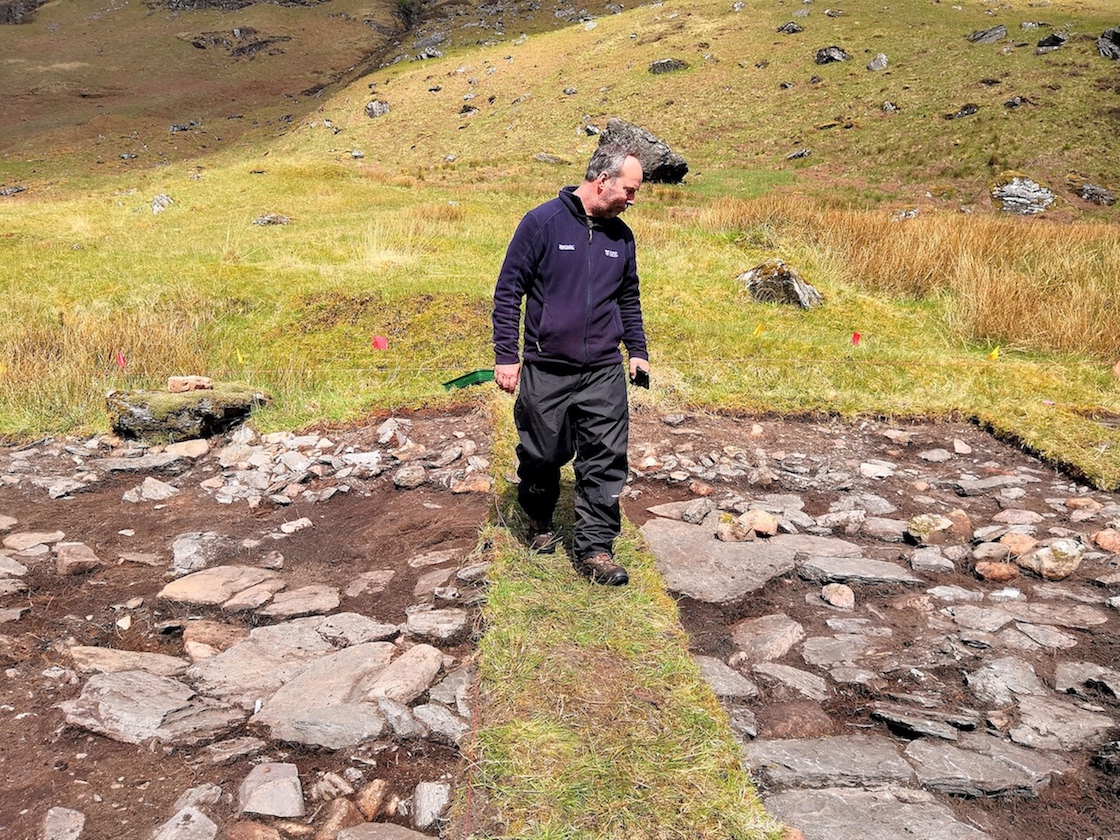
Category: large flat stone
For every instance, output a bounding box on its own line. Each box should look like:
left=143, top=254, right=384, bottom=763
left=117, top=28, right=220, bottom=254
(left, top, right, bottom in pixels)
left=798, top=556, right=921, bottom=586
left=741, top=734, right=915, bottom=789
left=159, top=566, right=282, bottom=606
left=693, top=655, right=759, bottom=700
left=904, top=737, right=1067, bottom=797
left=1011, top=694, right=1116, bottom=750
left=58, top=670, right=244, bottom=745
left=765, top=787, right=993, bottom=840
left=641, top=518, right=860, bottom=605
left=730, top=613, right=805, bottom=662
left=251, top=643, right=397, bottom=748
left=69, top=646, right=189, bottom=677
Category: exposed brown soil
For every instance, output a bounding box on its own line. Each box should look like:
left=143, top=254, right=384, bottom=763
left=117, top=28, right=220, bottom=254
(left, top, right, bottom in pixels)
left=0, top=417, right=491, bottom=840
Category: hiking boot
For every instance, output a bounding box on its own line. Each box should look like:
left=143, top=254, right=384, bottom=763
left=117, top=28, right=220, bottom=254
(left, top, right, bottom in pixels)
left=574, top=552, right=629, bottom=586
left=527, top=519, right=559, bottom=554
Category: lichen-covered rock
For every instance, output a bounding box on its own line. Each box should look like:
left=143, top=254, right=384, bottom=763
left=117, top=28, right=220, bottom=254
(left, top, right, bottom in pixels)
left=991, top=172, right=1055, bottom=215
left=738, top=258, right=823, bottom=309
left=107, top=382, right=271, bottom=442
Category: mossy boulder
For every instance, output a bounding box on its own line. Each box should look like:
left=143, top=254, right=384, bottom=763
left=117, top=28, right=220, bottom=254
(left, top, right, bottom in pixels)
left=106, top=382, right=271, bottom=442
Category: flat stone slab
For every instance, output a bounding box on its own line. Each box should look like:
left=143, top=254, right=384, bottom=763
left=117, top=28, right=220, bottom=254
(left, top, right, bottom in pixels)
left=69, top=646, right=189, bottom=677
left=641, top=518, right=861, bottom=605
left=798, top=556, right=922, bottom=586
left=251, top=642, right=397, bottom=749
left=693, top=655, right=759, bottom=700
left=159, top=566, right=282, bottom=607
left=966, top=657, right=1047, bottom=706
left=58, top=670, right=244, bottom=745
left=753, top=662, right=830, bottom=701
left=239, top=762, right=305, bottom=817
left=904, top=736, right=1070, bottom=797
left=741, top=734, right=915, bottom=789
left=765, top=787, right=994, bottom=840
left=257, top=585, right=340, bottom=618
left=730, top=613, right=805, bottom=662
left=1011, top=694, right=1115, bottom=750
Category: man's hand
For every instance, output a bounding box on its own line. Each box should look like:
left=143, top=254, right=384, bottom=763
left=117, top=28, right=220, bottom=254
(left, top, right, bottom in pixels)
left=629, top=357, right=650, bottom=382
left=494, top=363, right=521, bottom=394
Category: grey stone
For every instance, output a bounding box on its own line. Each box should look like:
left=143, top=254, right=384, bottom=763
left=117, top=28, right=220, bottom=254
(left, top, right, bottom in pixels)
left=966, top=657, right=1047, bottom=706
left=1011, top=694, right=1116, bottom=750
left=406, top=608, right=469, bottom=643
left=0, top=555, right=27, bottom=576
left=867, top=52, right=888, bottom=71
left=43, top=806, right=85, bottom=840
left=919, top=448, right=952, bottom=462
left=944, top=604, right=1014, bottom=632
left=44, top=478, right=87, bottom=499
left=58, top=670, right=244, bottom=745
left=251, top=643, right=396, bottom=748
left=641, top=518, right=860, bottom=605
left=412, top=781, right=451, bottom=830
left=973, top=542, right=1012, bottom=562
left=801, top=634, right=877, bottom=668
left=159, top=566, right=281, bottom=606
left=170, top=532, right=231, bottom=577
left=314, top=612, right=399, bottom=645
left=598, top=117, right=688, bottom=184
left=859, top=460, right=896, bottom=480
left=912, top=548, right=955, bottom=574
left=968, top=25, right=1007, bottom=44
left=201, top=736, right=266, bottom=764
left=92, top=452, right=185, bottom=472
left=413, top=703, right=469, bottom=745
left=1015, top=623, right=1077, bottom=650
left=693, top=655, right=758, bottom=699
left=821, top=583, right=855, bottom=610
left=861, top=517, right=908, bottom=542
left=741, top=734, right=915, bottom=789
left=904, top=737, right=1065, bottom=797
left=952, top=475, right=1027, bottom=496
left=753, top=662, right=830, bottom=701
left=1055, top=661, right=1120, bottom=698
left=364, top=643, right=443, bottom=704
left=123, top=476, right=179, bottom=503
left=999, top=600, right=1109, bottom=629
left=870, top=703, right=975, bottom=741
left=392, top=464, right=427, bottom=489
left=69, top=646, right=188, bottom=677
left=764, top=787, right=993, bottom=839
left=173, top=783, right=223, bottom=811
left=992, top=176, right=1055, bottom=215
left=257, top=585, right=340, bottom=618
left=239, top=762, right=305, bottom=817
left=798, top=556, right=921, bottom=586
left=730, top=613, right=804, bottom=662
left=151, top=806, right=218, bottom=840
left=188, top=621, right=338, bottom=709
left=377, top=696, right=431, bottom=739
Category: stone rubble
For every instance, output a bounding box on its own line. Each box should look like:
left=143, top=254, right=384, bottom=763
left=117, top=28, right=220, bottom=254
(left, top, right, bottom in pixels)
left=630, top=413, right=1120, bottom=840
left=0, top=416, right=491, bottom=838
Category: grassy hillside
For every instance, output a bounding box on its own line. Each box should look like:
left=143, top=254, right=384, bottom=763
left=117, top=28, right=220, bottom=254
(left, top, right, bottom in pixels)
left=1, top=0, right=1118, bottom=491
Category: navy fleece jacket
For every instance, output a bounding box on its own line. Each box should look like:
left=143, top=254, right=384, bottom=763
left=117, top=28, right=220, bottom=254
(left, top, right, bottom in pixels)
left=492, top=186, right=648, bottom=369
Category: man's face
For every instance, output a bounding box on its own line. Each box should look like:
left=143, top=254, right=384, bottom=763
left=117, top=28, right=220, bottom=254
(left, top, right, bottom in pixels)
left=598, top=156, right=643, bottom=218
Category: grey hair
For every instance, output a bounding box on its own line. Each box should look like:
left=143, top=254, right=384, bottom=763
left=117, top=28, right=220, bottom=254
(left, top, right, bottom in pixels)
left=584, top=143, right=636, bottom=181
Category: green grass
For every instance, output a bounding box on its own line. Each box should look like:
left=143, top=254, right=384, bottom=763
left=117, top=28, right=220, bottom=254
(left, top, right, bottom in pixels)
left=464, top=403, right=783, bottom=839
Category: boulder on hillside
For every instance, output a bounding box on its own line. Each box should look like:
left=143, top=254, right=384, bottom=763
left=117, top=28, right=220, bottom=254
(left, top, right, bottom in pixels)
left=1067, top=175, right=1116, bottom=206
left=107, top=381, right=271, bottom=442
left=598, top=118, right=688, bottom=184
left=991, top=172, right=1055, bottom=215
left=1098, top=26, right=1120, bottom=60
left=968, top=25, right=1007, bottom=44
left=648, top=58, right=689, bottom=74
left=737, top=259, right=823, bottom=309
left=0, top=0, right=47, bottom=24
left=815, top=46, right=851, bottom=64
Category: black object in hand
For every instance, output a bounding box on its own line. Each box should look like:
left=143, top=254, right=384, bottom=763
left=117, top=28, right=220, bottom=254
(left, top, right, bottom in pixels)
left=630, top=368, right=650, bottom=389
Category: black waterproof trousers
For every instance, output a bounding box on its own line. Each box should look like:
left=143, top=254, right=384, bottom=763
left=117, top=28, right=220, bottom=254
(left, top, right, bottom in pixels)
left=513, top=362, right=629, bottom=561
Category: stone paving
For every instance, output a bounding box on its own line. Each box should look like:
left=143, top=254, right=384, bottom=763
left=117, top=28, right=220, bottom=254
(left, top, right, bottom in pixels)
left=627, top=412, right=1120, bottom=840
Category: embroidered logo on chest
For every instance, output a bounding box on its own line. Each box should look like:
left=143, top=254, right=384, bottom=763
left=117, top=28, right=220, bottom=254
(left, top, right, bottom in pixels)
left=558, top=244, right=575, bottom=251
left=604, top=249, right=619, bottom=258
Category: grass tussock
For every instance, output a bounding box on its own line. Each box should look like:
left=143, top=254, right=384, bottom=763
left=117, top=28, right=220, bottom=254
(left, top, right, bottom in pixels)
left=695, top=195, right=1120, bottom=360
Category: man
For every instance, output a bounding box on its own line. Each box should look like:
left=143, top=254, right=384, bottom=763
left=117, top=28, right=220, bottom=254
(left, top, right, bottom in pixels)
left=492, top=143, right=651, bottom=586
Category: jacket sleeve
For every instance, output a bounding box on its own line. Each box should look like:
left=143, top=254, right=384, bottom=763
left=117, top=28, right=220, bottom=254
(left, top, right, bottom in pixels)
left=492, top=213, right=541, bottom=366
left=618, top=237, right=648, bottom=361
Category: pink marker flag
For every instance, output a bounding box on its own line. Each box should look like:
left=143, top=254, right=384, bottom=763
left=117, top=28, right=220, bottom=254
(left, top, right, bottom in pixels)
left=115, top=350, right=127, bottom=370
left=852, top=332, right=861, bottom=346
left=371, top=335, right=389, bottom=350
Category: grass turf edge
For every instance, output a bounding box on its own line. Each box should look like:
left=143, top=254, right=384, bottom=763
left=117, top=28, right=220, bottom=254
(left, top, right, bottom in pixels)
left=453, top=391, right=785, bottom=839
